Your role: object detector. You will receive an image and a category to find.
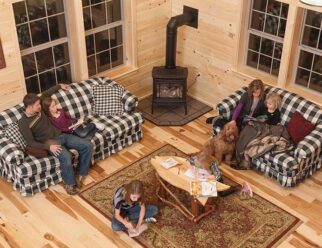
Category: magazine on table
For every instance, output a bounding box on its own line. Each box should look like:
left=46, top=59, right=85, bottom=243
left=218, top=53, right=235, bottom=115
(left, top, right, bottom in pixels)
left=190, top=180, right=217, bottom=197
left=160, top=157, right=179, bottom=169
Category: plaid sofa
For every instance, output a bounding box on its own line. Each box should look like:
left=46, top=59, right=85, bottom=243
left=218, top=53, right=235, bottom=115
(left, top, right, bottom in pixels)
left=0, top=77, right=144, bottom=196
left=214, top=86, right=322, bottom=187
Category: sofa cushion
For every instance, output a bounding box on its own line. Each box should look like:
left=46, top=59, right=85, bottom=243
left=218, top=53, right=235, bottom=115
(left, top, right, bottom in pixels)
left=3, top=123, right=26, bottom=150
left=0, top=103, right=24, bottom=129
left=53, top=78, right=101, bottom=119
left=92, top=84, right=124, bottom=116
left=16, top=156, right=60, bottom=177
left=86, top=112, right=144, bottom=141
left=287, top=111, right=315, bottom=144
left=0, top=132, right=25, bottom=166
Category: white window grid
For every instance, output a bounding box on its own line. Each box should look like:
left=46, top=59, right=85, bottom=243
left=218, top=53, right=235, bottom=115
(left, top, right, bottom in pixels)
left=295, top=9, right=322, bottom=92
left=83, top=0, right=125, bottom=76
left=14, top=0, right=70, bottom=92
left=246, top=0, right=287, bottom=76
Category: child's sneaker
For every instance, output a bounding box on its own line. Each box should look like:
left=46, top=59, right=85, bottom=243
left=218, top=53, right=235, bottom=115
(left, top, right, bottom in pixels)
left=145, top=217, right=157, bottom=223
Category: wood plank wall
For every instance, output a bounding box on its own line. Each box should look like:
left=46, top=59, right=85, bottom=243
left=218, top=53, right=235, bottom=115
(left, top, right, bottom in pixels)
left=111, top=0, right=171, bottom=98
left=0, top=1, right=26, bottom=111
left=0, top=0, right=171, bottom=112
left=0, top=0, right=321, bottom=112
left=172, top=0, right=247, bottom=107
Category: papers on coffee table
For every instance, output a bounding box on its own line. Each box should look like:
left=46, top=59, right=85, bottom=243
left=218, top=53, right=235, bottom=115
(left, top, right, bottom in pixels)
left=190, top=180, right=217, bottom=197
left=184, top=167, right=209, bottom=179
left=160, top=157, right=179, bottom=169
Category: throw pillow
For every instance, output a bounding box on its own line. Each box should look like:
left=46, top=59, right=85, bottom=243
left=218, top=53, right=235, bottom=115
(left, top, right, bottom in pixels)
left=3, top=123, right=26, bottom=150
left=92, top=84, right=124, bottom=116
left=287, top=111, right=315, bottom=144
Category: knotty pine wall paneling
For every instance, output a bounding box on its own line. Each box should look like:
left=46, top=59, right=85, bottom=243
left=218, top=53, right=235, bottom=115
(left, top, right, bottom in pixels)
left=0, top=0, right=26, bottom=111
left=172, top=0, right=247, bottom=107
left=104, top=0, right=172, bottom=99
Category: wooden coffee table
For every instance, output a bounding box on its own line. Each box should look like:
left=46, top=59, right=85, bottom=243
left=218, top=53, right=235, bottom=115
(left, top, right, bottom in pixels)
left=150, top=156, right=231, bottom=223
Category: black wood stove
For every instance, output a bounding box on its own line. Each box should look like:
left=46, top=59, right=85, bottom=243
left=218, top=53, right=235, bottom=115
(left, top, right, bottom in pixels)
left=152, top=6, right=198, bottom=115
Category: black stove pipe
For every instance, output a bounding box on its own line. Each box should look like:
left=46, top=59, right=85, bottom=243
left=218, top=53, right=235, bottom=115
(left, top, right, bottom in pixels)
left=165, top=13, right=193, bottom=69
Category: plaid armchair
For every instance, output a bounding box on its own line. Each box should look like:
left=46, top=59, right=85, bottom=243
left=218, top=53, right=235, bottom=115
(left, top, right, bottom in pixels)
left=214, top=86, right=322, bottom=187
left=0, top=77, right=144, bottom=196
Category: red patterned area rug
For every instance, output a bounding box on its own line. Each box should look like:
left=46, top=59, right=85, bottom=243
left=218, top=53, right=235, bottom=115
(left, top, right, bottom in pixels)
left=80, top=144, right=300, bottom=248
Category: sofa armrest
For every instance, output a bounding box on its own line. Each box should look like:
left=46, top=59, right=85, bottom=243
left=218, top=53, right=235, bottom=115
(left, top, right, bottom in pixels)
left=294, top=123, right=322, bottom=167
left=121, top=90, right=138, bottom=113
left=0, top=135, right=24, bottom=166
left=215, top=87, right=247, bottom=120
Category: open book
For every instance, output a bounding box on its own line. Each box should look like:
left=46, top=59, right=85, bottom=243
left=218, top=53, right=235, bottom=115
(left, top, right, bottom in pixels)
left=68, top=116, right=84, bottom=130
left=190, top=180, right=217, bottom=197
left=243, top=115, right=267, bottom=123
left=128, top=223, right=148, bottom=238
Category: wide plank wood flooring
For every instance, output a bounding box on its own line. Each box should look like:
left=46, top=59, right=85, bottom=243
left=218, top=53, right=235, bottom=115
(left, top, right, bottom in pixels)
left=0, top=110, right=321, bottom=248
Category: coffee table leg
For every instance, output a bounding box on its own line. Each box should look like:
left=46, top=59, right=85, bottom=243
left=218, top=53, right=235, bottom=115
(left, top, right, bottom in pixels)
left=191, top=198, right=200, bottom=217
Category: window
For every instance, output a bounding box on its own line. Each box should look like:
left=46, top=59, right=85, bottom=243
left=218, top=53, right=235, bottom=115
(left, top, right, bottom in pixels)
left=295, top=10, right=322, bottom=93
left=13, top=0, right=71, bottom=94
left=82, top=0, right=124, bottom=76
left=246, top=0, right=289, bottom=76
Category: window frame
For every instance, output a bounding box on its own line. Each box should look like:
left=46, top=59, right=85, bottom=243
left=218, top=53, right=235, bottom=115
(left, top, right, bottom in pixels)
left=245, top=0, right=288, bottom=77
left=13, top=0, right=137, bottom=93
left=82, top=0, right=126, bottom=77
left=14, top=0, right=72, bottom=93
left=292, top=9, right=322, bottom=94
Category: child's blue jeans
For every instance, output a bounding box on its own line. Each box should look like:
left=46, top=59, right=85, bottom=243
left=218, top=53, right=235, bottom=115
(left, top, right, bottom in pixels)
left=112, top=204, right=158, bottom=231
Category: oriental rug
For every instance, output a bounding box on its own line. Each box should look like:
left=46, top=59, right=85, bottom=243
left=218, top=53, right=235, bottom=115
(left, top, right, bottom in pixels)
left=80, top=144, right=300, bottom=248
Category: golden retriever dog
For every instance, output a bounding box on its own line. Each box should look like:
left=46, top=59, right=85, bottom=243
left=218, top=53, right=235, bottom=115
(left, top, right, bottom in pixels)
left=203, top=121, right=239, bottom=165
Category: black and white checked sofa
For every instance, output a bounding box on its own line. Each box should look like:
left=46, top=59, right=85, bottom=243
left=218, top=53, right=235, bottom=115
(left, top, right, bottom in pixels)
left=0, top=77, right=144, bottom=196
left=214, top=86, right=322, bottom=187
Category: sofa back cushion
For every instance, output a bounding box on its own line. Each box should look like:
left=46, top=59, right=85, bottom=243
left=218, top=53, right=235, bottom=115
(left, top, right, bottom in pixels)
left=0, top=103, right=25, bottom=129
left=92, top=84, right=124, bottom=116
left=52, top=78, right=103, bottom=119
left=216, top=86, right=322, bottom=126
left=2, top=123, right=27, bottom=150
left=265, top=87, right=322, bottom=126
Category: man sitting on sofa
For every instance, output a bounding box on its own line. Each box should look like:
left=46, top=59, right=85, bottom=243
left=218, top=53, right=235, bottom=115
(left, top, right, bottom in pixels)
left=18, top=84, right=93, bottom=195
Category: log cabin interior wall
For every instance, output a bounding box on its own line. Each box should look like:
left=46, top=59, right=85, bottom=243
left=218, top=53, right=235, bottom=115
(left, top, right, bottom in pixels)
left=0, top=0, right=321, bottom=112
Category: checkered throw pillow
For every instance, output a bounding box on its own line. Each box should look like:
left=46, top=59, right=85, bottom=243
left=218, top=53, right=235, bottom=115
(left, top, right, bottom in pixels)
left=92, top=84, right=124, bottom=116
left=3, top=123, right=27, bottom=150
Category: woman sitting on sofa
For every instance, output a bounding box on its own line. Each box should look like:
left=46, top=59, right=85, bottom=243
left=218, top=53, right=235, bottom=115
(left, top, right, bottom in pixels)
left=42, top=97, right=104, bottom=140
left=207, top=79, right=266, bottom=132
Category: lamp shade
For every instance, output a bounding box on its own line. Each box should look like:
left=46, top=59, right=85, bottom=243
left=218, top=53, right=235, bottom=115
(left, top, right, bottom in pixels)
left=300, top=0, right=322, bottom=6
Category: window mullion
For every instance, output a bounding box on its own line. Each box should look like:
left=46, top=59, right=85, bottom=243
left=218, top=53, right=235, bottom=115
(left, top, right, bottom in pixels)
left=20, top=37, right=68, bottom=56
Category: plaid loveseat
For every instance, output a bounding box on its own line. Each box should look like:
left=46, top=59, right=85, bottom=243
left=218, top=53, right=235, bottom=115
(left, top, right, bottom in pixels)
left=0, top=77, right=144, bottom=196
left=214, top=86, right=322, bottom=187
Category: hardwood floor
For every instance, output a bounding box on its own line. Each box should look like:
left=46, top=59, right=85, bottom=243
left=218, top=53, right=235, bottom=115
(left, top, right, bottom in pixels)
left=0, top=110, right=321, bottom=248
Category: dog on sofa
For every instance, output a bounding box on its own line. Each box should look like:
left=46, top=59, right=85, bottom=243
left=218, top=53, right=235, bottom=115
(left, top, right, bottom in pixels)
left=203, top=121, right=239, bottom=165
